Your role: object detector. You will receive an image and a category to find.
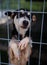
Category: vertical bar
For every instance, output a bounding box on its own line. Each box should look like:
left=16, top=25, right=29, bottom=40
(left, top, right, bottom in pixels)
left=6, top=0, right=10, bottom=65
left=0, top=0, right=3, bottom=17
left=18, top=0, right=20, bottom=40
left=6, top=0, right=10, bottom=42
left=17, top=0, right=20, bottom=65
left=28, top=0, right=32, bottom=65
left=0, top=0, right=3, bottom=65
left=0, top=53, right=1, bottom=65
left=38, top=0, right=45, bottom=65
left=0, top=0, right=1, bottom=65
left=29, top=0, right=32, bottom=39
left=18, top=0, right=20, bottom=10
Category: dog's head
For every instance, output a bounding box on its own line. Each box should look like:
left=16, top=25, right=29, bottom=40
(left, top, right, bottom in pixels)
left=5, top=9, right=31, bottom=36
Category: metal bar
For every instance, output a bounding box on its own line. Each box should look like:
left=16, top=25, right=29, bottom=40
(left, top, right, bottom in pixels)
left=6, top=0, right=10, bottom=43
left=6, top=0, right=10, bottom=65
left=18, top=0, right=20, bottom=40
left=28, top=0, right=32, bottom=65
left=0, top=38, right=47, bottom=45
left=0, top=10, right=47, bottom=13
left=0, top=53, right=1, bottom=65
left=0, top=62, right=9, bottom=65
left=38, top=0, right=45, bottom=65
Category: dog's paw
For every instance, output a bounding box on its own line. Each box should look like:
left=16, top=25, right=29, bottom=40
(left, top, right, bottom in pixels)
left=19, top=37, right=29, bottom=50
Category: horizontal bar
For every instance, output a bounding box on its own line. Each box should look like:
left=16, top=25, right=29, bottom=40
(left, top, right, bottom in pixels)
left=0, top=10, right=47, bottom=14
left=0, top=38, right=47, bottom=45
left=0, top=62, right=10, bottom=65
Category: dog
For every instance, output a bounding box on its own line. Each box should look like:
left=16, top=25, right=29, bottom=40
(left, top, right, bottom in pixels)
left=5, top=9, right=32, bottom=65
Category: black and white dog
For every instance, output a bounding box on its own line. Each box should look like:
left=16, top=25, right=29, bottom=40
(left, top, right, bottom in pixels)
left=5, top=9, right=32, bottom=65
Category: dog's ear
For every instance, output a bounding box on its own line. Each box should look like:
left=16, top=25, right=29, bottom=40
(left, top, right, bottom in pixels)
left=11, top=12, right=17, bottom=19
left=5, top=11, right=12, bottom=16
left=5, top=11, right=17, bottom=19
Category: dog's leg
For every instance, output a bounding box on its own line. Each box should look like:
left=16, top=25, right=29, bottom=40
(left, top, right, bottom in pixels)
left=20, top=44, right=32, bottom=65
left=8, top=47, right=15, bottom=61
left=8, top=46, right=20, bottom=65
left=8, top=40, right=20, bottom=65
left=24, top=44, right=32, bottom=61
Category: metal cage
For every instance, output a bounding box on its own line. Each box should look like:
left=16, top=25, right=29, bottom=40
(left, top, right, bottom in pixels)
left=0, top=0, right=47, bottom=65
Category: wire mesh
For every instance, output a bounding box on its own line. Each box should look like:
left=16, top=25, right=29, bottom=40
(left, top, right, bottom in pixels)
left=0, top=0, right=47, bottom=65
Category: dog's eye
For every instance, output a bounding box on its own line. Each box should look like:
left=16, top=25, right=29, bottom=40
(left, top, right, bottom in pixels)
left=27, top=15, right=30, bottom=20
left=16, top=12, right=24, bottom=18
left=25, top=13, right=30, bottom=20
left=20, top=13, right=24, bottom=17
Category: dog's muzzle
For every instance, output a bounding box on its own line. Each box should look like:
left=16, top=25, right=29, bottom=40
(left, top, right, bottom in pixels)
left=21, top=20, right=28, bottom=29
left=23, top=20, right=28, bottom=26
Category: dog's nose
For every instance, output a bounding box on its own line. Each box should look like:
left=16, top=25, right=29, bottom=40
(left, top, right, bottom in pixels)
left=23, top=20, right=28, bottom=26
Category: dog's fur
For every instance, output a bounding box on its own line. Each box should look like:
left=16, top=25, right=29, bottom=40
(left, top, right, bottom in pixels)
left=5, top=9, right=32, bottom=65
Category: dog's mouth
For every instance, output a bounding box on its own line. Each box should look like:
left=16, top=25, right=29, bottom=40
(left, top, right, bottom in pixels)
left=20, top=26, right=27, bottom=29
